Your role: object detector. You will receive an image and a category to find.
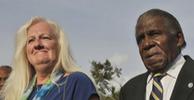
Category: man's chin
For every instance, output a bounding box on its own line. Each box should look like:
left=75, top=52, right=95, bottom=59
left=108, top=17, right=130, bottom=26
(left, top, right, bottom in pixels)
left=146, top=64, right=165, bottom=73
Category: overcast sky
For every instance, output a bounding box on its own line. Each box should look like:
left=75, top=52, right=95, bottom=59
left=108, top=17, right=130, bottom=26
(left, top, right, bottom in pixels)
left=0, top=0, right=194, bottom=84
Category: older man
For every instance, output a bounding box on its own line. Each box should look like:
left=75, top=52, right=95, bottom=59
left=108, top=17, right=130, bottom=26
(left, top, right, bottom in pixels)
left=120, top=9, right=194, bottom=100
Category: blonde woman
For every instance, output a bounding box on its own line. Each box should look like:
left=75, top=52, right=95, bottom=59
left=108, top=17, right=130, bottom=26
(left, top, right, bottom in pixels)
left=1, top=17, right=99, bottom=100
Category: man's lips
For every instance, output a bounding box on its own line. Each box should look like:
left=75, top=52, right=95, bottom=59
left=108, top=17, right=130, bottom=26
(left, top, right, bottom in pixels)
left=143, top=52, right=160, bottom=60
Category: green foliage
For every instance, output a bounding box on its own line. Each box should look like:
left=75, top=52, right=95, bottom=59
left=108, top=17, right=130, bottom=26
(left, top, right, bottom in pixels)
left=90, top=59, right=122, bottom=100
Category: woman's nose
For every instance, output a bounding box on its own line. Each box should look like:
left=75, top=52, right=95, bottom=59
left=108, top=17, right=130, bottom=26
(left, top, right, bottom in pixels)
left=34, top=40, right=44, bottom=50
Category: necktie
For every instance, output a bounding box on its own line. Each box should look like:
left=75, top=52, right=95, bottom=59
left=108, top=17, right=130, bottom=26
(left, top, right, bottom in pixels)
left=150, top=73, right=165, bottom=100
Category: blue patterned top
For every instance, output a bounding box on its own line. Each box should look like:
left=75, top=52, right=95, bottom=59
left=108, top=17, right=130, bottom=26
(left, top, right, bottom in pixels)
left=28, top=72, right=98, bottom=100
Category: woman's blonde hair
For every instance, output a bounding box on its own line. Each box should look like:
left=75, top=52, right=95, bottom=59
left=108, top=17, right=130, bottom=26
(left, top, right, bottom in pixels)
left=1, top=16, right=80, bottom=100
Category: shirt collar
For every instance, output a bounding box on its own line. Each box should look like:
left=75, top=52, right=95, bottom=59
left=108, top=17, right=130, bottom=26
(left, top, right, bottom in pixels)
left=166, top=54, right=185, bottom=79
left=147, top=54, right=185, bottom=84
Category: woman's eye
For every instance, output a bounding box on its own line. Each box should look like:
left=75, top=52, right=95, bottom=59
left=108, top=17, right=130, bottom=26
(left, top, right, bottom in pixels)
left=27, top=39, right=34, bottom=43
left=42, top=36, right=51, bottom=40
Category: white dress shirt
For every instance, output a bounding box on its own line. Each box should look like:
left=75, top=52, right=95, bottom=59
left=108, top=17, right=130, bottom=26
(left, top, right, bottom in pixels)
left=146, top=54, right=186, bottom=100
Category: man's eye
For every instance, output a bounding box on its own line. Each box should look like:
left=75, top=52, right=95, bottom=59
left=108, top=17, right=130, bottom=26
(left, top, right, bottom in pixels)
left=136, top=35, right=144, bottom=45
left=149, top=31, right=160, bottom=37
left=137, top=38, right=141, bottom=44
left=151, top=32, right=158, bottom=36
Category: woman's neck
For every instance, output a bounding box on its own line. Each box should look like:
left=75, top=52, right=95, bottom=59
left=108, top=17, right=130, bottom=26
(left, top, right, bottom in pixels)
left=36, top=73, right=50, bottom=85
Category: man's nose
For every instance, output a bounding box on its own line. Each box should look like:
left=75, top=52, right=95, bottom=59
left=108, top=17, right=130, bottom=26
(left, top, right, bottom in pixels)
left=142, top=36, right=155, bottom=51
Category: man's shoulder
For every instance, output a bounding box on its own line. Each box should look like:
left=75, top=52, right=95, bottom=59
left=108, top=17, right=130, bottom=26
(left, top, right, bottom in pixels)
left=120, top=72, right=148, bottom=99
left=122, top=72, right=148, bottom=89
left=182, top=55, right=194, bottom=71
left=184, top=55, right=194, bottom=63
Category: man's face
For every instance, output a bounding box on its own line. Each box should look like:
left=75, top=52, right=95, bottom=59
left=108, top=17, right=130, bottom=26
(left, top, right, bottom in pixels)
left=0, top=68, right=11, bottom=90
left=135, top=17, right=181, bottom=72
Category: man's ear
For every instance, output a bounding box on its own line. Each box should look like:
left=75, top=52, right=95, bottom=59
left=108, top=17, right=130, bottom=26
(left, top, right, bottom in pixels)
left=176, top=32, right=185, bottom=48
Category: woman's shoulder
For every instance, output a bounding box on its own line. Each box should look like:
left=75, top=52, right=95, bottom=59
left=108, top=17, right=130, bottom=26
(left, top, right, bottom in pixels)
left=65, top=71, right=96, bottom=90
left=57, top=71, right=92, bottom=85
left=68, top=71, right=91, bottom=81
left=64, top=72, right=99, bottom=99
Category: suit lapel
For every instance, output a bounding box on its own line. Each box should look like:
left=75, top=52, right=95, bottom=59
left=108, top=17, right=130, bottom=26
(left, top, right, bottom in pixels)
left=170, top=56, right=194, bottom=100
left=135, top=72, right=149, bottom=100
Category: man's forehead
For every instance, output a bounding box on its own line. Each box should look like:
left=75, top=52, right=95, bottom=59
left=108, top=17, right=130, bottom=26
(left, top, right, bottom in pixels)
left=139, top=16, right=165, bottom=25
left=136, top=17, right=165, bottom=32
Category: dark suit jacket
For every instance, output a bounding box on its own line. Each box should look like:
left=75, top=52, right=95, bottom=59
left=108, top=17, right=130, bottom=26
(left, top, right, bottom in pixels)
left=120, top=56, right=194, bottom=100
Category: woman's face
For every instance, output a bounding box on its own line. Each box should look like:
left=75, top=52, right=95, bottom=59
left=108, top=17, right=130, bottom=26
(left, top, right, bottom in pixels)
left=26, top=21, right=58, bottom=73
